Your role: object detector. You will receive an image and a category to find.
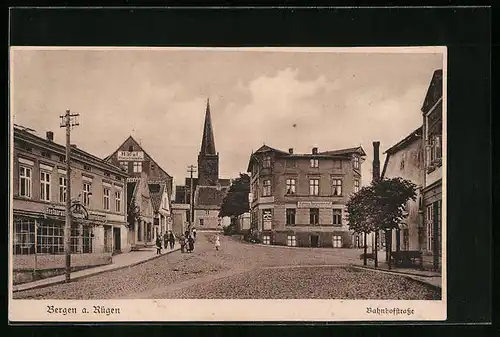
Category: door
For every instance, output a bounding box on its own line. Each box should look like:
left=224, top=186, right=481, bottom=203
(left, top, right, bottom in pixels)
left=113, top=227, right=121, bottom=252
left=310, top=234, right=319, bottom=247
left=104, top=226, right=112, bottom=253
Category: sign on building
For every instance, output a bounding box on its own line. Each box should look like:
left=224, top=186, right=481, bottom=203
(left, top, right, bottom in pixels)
left=118, top=151, right=144, bottom=161
left=297, top=201, right=333, bottom=209
left=263, top=209, right=272, bottom=230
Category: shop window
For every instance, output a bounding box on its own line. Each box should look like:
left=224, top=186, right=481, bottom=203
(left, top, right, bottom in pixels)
left=287, top=235, right=297, bottom=247
left=13, top=218, right=35, bottom=255
left=310, top=208, right=319, bottom=225
left=286, top=208, right=296, bottom=226
left=263, top=236, right=271, bottom=245
left=332, top=235, right=342, bottom=248
left=19, top=166, right=32, bottom=198
left=332, top=209, right=342, bottom=226
left=37, top=222, right=65, bottom=254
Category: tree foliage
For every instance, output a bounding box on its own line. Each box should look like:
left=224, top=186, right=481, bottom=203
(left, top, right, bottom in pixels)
left=219, top=173, right=250, bottom=218
left=346, top=177, right=417, bottom=233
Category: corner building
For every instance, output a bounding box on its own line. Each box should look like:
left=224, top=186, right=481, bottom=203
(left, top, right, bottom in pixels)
left=247, top=145, right=366, bottom=248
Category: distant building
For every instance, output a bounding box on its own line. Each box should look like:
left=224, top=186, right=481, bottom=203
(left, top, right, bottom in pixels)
left=105, top=136, right=173, bottom=248
left=171, top=203, right=189, bottom=237
left=246, top=144, right=366, bottom=248
left=174, top=99, right=230, bottom=230
left=12, top=126, right=129, bottom=264
left=381, top=127, right=424, bottom=252
left=421, top=69, right=443, bottom=272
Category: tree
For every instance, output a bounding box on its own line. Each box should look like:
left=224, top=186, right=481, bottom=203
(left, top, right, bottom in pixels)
left=346, top=177, right=417, bottom=268
left=219, top=173, right=251, bottom=219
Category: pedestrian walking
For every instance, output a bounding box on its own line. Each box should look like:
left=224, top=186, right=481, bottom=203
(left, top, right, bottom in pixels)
left=215, top=235, right=221, bottom=251
left=163, top=232, right=168, bottom=250
left=169, top=231, right=175, bottom=250
left=155, top=236, right=162, bottom=255
left=188, top=235, right=195, bottom=253
left=193, top=227, right=197, bottom=240
left=180, top=234, right=186, bottom=253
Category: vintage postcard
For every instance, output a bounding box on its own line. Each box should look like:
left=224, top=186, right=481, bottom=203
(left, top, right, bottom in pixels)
left=9, top=46, right=446, bottom=322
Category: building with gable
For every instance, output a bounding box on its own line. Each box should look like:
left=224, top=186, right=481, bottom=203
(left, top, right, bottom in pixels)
left=174, top=99, right=231, bottom=230
left=105, top=136, right=173, bottom=247
left=246, top=144, right=366, bottom=248
left=126, top=172, right=155, bottom=249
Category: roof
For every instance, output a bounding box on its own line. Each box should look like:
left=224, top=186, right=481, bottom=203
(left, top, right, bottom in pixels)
left=421, top=69, right=443, bottom=114
left=14, top=126, right=127, bottom=176
left=381, top=126, right=423, bottom=178
left=148, top=183, right=165, bottom=213
left=246, top=144, right=367, bottom=172
left=106, top=135, right=173, bottom=180
left=195, top=185, right=229, bottom=208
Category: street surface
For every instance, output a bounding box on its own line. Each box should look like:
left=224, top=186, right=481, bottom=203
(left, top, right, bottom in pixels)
left=13, top=232, right=440, bottom=300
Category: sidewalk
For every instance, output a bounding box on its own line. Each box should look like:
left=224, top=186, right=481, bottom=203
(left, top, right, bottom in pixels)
left=13, top=246, right=180, bottom=293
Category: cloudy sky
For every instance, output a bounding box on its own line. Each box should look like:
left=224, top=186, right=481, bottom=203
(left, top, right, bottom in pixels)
left=11, top=47, right=443, bottom=193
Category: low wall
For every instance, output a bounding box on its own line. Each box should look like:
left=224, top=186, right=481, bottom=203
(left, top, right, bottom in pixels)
left=13, top=253, right=112, bottom=271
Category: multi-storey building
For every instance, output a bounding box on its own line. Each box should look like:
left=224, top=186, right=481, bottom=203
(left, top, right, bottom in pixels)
left=105, top=136, right=173, bottom=247
left=246, top=145, right=366, bottom=248
left=12, top=126, right=129, bottom=262
left=421, top=69, right=443, bottom=272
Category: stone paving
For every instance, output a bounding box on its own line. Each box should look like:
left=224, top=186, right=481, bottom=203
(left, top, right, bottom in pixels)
left=13, top=232, right=442, bottom=300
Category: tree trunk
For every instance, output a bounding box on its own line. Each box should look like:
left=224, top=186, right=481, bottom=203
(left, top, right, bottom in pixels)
left=374, top=231, right=378, bottom=268
left=387, top=230, right=392, bottom=270
left=363, top=232, right=367, bottom=266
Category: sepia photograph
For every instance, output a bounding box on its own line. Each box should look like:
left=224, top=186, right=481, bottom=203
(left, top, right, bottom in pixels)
left=9, top=46, right=446, bottom=321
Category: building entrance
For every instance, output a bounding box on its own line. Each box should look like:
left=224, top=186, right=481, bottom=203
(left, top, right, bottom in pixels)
left=310, top=234, right=319, bottom=247
left=113, top=227, right=121, bottom=253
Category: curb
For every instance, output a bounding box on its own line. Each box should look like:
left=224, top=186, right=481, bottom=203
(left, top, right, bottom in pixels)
left=13, top=248, right=181, bottom=293
left=349, top=264, right=442, bottom=290
left=350, top=263, right=441, bottom=278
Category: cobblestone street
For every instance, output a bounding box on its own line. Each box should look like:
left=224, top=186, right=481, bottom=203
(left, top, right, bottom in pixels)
left=13, top=232, right=441, bottom=300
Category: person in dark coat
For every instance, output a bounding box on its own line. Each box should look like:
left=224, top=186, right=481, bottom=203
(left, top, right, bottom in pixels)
left=180, top=234, right=186, bottom=253
left=169, top=231, right=175, bottom=249
left=188, top=235, right=195, bottom=253
left=155, top=236, right=162, bottom=255
left=163, top=232, right=169, bottom=250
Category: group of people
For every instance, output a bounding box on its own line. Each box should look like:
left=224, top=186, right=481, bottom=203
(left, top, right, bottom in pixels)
left=155, top=230, right=176, bottom=255
left=180, top=230, right=196, bottom=253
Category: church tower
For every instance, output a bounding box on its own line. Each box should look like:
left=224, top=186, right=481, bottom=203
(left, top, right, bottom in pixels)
left=197, top=98, right=219, bottom=186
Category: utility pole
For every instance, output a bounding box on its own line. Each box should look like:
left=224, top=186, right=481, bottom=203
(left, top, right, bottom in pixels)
left=60, top=110, right=79, bottom=283
left=187, top=165, right=197, bottom=232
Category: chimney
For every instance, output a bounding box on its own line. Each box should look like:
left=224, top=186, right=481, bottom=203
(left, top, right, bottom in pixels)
left=288, top=148, right=294, bottom=154
left=312, top=147, right=318, bottom=155
left=372, top=141, right=380, bottom=181
left=46, top=131, right=54, bottom=141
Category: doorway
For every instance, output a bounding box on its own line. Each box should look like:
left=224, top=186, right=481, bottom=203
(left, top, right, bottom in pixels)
left=310, top=234, right=319, bottom=247
left=113, top=227, right=121, bottom=253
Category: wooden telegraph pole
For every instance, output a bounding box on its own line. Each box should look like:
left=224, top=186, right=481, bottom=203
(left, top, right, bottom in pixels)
left=187, top=165, right=197, bottom=232
left=60, top=110, right=79, bottom=282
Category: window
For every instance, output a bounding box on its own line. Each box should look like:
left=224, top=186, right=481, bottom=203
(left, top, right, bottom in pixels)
left=426, top=204, right=434, bottom=251
left=151, top=163, right=156, bottom=171
left=309, top=178, right=319, bottom=196
left=37, top=222, right=64, bottom=254
left=332, top=235, right=342, bottom=248
left=310, top=158, right=319, bottom=168
left=263, top=156, right=271, bottom=168
left=262, top=209, right=272, bottom=230
left=427, top=135, right=442, bottom=168
left=128, top=145, right=134, bottom=152
left=83, top=183, right=91, bottom=206
left=199, top=219, right=204, bottom=226
left=103, top=188, right=110, bottom=210
left=41, top=150, right=51, bottom=158
left=285, top=160, right=296, bottom=168
left=354, top=180, right=360, bottom=193
left=115, top=191, right=121, bottom=212
left=286, top=208, right=296, bottom=226
left=400, top=153, right=406, bottom=171
left=119, top=161, right=128, bottom=171
left=403, top=228, right=410, bottom=251
left=84, top=164, right=92, bottom=171
left=206, top=210, right=210, bottom=215
left=13, top=218, right=35, bottom=255
left=333, top=209, right=342, bottom=226
left=332, top=178, right=342, bottom=196
left=285, top=178, right=296, bottom=195
left=262, top=179, right=271, bottom=197
left=40, top=171, right=51, bottom=202
left=59, top=155, right=66, bottom=163
left=353, top=156, right=360, bottom=169
left=263, top=236, right=271, bottom=245
left=287, top=235, right=297, bottom=247
left=310, top=208, right=319, bottom=225
left=19, top=166, right=32, bottom=198
left=133, top=161, right=142, bottom=173
left=59, top=176, right=67, bottom=203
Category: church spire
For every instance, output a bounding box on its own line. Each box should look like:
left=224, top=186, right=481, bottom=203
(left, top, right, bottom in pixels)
left=200, top=98, right=217, bottom=155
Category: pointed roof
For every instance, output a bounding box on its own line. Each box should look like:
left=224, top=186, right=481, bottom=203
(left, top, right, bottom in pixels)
left=421, top=69, right=443, bottom=114
left=200, top=98, right=217, bottom=155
